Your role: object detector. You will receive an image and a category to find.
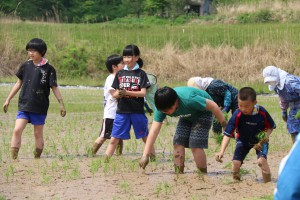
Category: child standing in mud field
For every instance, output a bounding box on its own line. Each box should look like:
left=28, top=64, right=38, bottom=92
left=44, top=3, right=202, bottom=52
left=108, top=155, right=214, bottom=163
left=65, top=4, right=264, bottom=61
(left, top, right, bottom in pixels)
left=215, top=87, right=276, bottom=183
left=92, top=55, right=124, bottom=156
left=263, top=65, right=300, bottom=144
left=187, top=77, right=238, bottom=134
left=104, top=44, right=155, bottom=160
left=3, top=38, right=66, bottom=160
left=139, top=86, right=227, bottom=174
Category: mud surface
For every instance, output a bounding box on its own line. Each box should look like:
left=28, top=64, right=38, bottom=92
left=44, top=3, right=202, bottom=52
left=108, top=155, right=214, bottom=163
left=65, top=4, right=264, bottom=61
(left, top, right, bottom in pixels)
left=0, top=140, right=288, bottom=200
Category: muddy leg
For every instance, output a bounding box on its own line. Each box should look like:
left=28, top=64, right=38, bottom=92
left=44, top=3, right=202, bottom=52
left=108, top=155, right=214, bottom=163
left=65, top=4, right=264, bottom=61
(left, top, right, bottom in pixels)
left=232, top=160, right=242, bottom=181
left=174, top=144, right=185, bottom=174
left=11, top=147, right=19, bottom=160
left=116, top=139, right=123, bottom=156
left=191, top=148, right=207, bottom=173
left=92, top=142, right=102, bottom=155
left=34, top=148, right=43, bottom=159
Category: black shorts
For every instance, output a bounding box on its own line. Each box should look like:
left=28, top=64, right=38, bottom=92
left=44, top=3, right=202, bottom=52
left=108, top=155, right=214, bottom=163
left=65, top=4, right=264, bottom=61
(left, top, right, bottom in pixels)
left=99, top=118, right=114, bottom=139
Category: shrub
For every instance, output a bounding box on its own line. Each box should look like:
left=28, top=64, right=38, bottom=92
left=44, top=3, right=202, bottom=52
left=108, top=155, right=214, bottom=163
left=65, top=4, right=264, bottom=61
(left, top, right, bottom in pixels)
left=237, top=10, right=273, bottom=23
left=59, top=46, right=88, bottom=77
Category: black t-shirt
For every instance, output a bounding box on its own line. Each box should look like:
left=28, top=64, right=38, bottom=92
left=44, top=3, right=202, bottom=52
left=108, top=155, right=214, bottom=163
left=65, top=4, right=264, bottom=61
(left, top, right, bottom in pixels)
left=16, top=60, right=57, bottom=114
left=111, top=69, right=151, bottom=113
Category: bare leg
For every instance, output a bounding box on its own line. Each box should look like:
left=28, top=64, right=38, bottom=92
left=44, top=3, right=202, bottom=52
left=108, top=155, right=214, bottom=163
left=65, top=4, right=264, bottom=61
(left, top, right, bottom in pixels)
left=232, top=160, right=242, bottom=181
left=116, top=139, right=123, bottom=156
left=11, top=118, right=28, bottom=148
left=105, top=137, right=120, bottom=156
left=93, top=137, right=106, bottom=155
left=33, top=125, right=44, bottom=158
left=191, top=148, right=207, bottom=173
left=173, top=144, right=185, bottom=173
left=258, top=157, right=271, bottom=183
left=10, top=119, right=28, bottom=159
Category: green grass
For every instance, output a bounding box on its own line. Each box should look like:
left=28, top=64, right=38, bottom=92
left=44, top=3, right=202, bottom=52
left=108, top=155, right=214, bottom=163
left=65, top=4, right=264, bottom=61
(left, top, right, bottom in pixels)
left=1, top=22, right=300, bottom=80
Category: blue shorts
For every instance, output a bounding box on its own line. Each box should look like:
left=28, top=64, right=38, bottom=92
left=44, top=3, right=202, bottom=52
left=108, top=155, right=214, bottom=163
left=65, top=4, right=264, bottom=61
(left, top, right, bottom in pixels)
left=16, top=111, right=47, bottom=125
left=111, top=113, right=148, bottom=140
left=233, top=140, right=268, bottom=162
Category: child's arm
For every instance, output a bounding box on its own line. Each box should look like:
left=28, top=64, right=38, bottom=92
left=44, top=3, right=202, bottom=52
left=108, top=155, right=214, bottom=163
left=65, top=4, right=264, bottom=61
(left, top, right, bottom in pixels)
left=215, top=135, right=231, bottom=163
left=3, top=79, right=22, bottom=113
left=206, top=99, right=227, bottom=129
left=51, top=86, right=66, bottom=117
left=120, top=88, right=147, bottom=98
left=139, top=121, right=163, bottom=169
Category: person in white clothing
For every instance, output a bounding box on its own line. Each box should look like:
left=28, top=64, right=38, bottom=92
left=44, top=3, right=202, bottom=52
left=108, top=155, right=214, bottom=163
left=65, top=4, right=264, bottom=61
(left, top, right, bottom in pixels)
left=92, top=54, right=124, bottom=155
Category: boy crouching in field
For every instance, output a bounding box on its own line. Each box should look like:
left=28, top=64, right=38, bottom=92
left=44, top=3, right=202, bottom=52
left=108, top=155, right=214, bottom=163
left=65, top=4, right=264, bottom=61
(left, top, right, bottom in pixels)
left=215, top=87, right=276, bottom=183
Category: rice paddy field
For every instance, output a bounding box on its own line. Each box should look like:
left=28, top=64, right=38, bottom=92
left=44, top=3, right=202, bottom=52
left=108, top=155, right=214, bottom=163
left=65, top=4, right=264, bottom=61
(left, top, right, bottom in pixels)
left=0, top=85, right=293, bottom=200
left=1, top=4, right=300, bottom=197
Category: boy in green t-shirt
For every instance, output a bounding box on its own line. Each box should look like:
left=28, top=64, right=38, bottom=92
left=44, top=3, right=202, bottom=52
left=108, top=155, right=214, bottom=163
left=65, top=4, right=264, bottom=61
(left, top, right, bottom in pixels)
left=139, top=86, right=227, bottom=173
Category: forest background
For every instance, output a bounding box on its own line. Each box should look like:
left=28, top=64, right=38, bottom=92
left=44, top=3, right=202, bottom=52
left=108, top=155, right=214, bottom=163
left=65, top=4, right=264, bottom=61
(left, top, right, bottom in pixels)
left=1, top=0, right=300, bottom=92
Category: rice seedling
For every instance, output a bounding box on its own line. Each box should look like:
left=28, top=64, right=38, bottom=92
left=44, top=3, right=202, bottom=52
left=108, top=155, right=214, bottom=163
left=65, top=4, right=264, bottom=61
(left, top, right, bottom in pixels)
left=0, top=195, right=6, bottom=200
left=69, top=164, right=80, bottom=180
left=120, top=179, right=131, bottom=193
left=41, top=168, right=52, bottom=183
left=89, top=158, right=102, bottom=176
left=4, top=164, right=14, bottom=182
left=295, top=110, right=300, bottom=119
left=155, top=182, right=163, bottom=198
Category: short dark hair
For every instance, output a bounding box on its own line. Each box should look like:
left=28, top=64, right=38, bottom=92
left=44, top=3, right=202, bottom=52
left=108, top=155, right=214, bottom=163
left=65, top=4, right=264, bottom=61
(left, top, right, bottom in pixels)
left=155, top=86, right=178, bottom=111
left=26, top=38, right=47, bottom=56
left=105, top=54, right=123, bottom=73
left=238, top=87, right=256, bottom=101
left=123, top=44, right=143, bottom=68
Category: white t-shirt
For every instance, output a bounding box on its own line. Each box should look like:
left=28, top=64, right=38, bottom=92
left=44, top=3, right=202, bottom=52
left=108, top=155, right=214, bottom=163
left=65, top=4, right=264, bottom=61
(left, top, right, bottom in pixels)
left=103, top=74, right=117, bottom=119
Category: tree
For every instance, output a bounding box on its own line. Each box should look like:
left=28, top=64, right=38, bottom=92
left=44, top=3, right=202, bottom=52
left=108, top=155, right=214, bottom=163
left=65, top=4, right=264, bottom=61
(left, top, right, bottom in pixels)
left=121, top=0, right=146, bottom=18
left=145, top=0, right=169, bottom=16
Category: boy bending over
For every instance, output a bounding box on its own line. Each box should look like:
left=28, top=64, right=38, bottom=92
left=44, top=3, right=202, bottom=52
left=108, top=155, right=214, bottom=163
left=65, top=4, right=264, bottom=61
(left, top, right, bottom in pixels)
left=215, top=87, right=276, bottom=183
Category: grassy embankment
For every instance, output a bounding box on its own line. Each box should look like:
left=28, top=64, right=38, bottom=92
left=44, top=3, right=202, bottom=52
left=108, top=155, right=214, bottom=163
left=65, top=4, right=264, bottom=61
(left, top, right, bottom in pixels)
left=1, top=20, right=300, bottom=93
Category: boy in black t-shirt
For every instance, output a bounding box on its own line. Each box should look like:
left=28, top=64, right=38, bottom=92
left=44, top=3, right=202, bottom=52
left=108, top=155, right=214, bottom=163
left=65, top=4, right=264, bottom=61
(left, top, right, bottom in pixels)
left=3, top=38, right=66, bottom=160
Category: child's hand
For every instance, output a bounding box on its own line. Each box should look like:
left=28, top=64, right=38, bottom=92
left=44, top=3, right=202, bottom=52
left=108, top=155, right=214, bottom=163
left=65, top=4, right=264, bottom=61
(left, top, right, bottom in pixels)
left=254, top=134, right=269, bottom=151
left=3, top=103, right=9, bottom=113
left=221, top=120, right=227, bottom=130
left=253, top=143, right=263, bottom=151
left=139, top=155, right=150, bottom=169
left=118, top=88, right=126, bottom=98
left=58, top=99, right=66, bottom=117
left=215, top=153, right=223, bottom=163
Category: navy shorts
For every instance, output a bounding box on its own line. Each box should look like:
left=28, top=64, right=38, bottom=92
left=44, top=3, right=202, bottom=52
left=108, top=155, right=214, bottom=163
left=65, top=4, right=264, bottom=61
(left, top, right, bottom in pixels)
left=233, top=140, right=268, bottom=162
left=173, top=111, right=213, bottom=148
left=99, top=118, right=114, bottom=139
left=111, top=113, right=148, bottom=140
left=16, top=111, right=46, bottom=125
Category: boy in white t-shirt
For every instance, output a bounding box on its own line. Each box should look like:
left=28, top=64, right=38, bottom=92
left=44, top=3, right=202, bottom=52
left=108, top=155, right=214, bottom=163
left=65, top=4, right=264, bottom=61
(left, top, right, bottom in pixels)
left=92, top=55, right=124, bottom=155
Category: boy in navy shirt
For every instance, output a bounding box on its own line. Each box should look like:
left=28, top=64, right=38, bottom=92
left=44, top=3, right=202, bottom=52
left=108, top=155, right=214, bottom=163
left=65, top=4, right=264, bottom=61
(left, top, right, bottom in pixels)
left=215, top=87, right=276, bottom=183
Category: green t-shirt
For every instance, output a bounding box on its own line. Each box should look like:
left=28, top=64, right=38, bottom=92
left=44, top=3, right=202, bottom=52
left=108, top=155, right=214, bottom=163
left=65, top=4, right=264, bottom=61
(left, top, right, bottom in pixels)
left=154, top=87, right=213, bottom=122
